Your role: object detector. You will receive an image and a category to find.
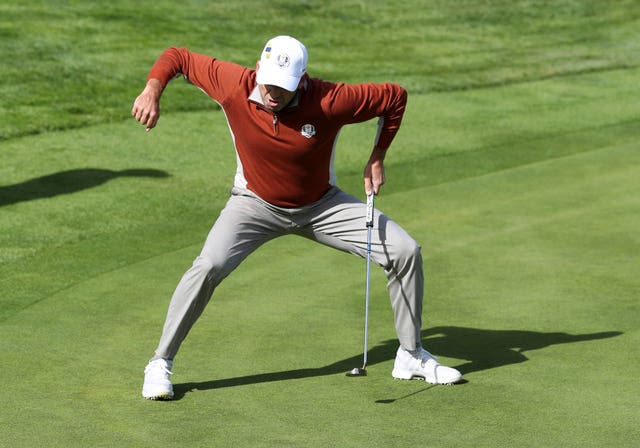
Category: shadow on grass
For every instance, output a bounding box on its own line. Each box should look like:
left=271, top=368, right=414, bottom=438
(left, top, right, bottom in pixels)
left=0, top=168, right=170, bottom=206
left=422, top=326, right=622, bottom=375
left=172, top=326, right=621, bottom=400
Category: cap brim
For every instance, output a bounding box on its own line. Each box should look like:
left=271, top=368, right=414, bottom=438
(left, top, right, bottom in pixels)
left=256, top=67, right=301, bottom=92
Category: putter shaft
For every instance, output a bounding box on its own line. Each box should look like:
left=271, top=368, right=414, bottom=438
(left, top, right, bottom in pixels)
left=347, top=193, right=375, bottom=377
left=362, top=193, right=374, bottom=370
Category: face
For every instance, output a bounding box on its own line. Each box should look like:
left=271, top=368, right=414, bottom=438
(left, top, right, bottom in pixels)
left=256, top=62, right=299, bottom=112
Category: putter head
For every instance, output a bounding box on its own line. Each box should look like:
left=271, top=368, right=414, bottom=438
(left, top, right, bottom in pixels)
left=346, top=367, right=367, bottom=377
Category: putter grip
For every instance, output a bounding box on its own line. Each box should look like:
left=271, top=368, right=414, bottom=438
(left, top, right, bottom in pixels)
left=366, top=194, right=374, bottom=227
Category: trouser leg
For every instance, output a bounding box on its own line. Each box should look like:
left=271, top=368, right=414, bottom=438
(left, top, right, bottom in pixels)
left=301, top=189, right=424, bottom=352
left=382, top=224, right=424, bottom=352
left=153, top=186, right=424, bottom=360
left=153, top=190, right=288, bottom=360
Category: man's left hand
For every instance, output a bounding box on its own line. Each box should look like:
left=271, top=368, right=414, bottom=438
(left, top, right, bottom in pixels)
left=363, top=147, right=387, bottom=196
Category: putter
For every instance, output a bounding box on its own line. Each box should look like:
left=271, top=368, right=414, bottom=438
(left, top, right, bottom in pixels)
left=347, top=193, right=375, bottom=377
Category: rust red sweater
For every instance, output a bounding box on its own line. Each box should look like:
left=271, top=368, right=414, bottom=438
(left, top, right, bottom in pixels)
left=148, top=47, right=407, bottom=207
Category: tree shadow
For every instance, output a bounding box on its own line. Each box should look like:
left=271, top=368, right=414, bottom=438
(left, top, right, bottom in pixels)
left=172, top=326, right=621, bottom=400
left=0, top=168, right=170, bottom=206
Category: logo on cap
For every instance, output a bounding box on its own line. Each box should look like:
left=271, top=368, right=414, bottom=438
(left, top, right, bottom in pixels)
left=276, top=54, right=290, bottom=68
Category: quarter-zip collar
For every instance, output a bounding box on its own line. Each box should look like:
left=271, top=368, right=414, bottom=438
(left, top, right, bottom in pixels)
left=247, top=76, right=308, bottom=113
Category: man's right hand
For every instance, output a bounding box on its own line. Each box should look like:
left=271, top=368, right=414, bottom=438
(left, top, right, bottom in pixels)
left=131, top=79, right=164, bottom=132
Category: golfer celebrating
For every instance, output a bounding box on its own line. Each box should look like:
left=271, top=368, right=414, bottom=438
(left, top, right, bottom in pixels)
left=132, top=35, right=461, bottom=400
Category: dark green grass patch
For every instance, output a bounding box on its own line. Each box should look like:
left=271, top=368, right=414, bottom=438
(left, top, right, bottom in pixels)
left=1, top=0, right=639, bottom=139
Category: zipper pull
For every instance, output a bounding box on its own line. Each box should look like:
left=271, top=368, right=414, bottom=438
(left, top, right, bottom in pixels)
left=272, top=114, right=278, bottom=134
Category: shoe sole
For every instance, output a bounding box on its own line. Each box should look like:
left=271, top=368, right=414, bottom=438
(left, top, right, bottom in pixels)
left=143, top=393, right=174, bottom=400
left=142, top=389, right=174, bottom=400
left=391, top=367, right=461, bottom=385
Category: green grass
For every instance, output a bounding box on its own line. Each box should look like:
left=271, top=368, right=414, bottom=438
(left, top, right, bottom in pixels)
left=2, top=0, right=639, bottom=139
left=1, top=1, right=639, bottom=447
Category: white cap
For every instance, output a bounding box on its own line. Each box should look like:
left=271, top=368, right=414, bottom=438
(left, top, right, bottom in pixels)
left=256, top=36, right=308, bottom=92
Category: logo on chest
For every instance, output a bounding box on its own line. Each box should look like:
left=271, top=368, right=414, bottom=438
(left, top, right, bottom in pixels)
left=301, top=124, right=316, bottom=139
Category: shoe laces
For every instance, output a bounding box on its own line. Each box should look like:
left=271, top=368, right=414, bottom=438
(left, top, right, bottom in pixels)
left=146, top=359, right=173, bottom=376
left=420, top=349, right=439, bottom=368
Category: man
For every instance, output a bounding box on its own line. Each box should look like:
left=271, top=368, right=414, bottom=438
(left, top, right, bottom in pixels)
left=132, top=35, right=461, bottom=400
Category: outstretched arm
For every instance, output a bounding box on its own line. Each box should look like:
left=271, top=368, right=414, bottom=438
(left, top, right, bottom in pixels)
left=131, top=47, right=243, bottom=132
left=131, top=78, right=164, bottom=132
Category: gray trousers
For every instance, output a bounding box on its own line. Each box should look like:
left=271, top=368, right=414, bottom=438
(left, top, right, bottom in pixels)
left=154, top=186, right=424, bottom=360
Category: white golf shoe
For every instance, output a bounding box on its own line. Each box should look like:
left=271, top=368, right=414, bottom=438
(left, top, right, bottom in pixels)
left=142, top=358, right=174, bottom=400
left=392, top=347, right=462, bottom=384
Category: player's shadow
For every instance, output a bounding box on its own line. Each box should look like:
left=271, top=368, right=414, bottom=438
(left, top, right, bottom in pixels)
left=0, top=168, right=170, bottom=206
left=172, top=326, right=621, bottom=400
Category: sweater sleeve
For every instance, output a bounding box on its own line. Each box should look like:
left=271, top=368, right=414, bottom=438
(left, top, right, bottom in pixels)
left=147, top=47, right=246, bottom=103
left=325, top=82, right=408, bottom=150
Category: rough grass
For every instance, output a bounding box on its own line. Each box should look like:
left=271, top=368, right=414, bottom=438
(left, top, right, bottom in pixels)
left=1, top=0, right=639, bottom=139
